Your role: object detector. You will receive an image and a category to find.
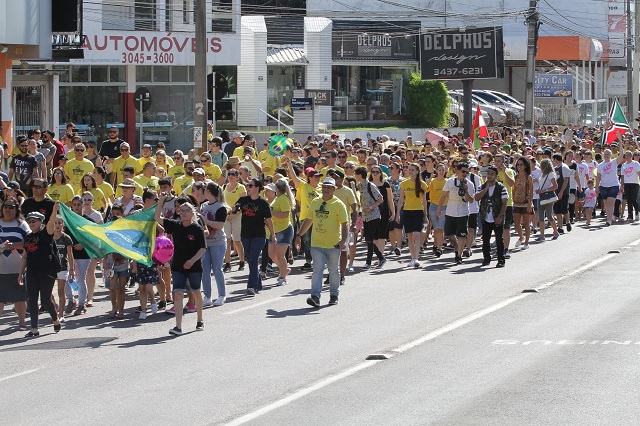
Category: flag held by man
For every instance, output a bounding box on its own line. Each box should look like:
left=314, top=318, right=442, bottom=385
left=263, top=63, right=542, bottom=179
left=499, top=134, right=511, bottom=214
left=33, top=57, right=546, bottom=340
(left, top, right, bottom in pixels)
left=602, top=98, right=630, bottom=145
left=59, top=203, right=157, bottom=266
left=472, top=104, right=489, bottom=150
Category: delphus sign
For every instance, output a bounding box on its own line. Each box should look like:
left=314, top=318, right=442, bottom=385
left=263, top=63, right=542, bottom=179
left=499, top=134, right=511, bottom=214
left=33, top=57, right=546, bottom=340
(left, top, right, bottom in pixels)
left=420, top=27, right=505, bottom=80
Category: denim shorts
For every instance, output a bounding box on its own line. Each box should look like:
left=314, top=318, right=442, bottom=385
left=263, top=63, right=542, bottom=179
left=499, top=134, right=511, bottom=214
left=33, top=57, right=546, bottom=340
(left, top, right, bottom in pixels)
left=599, top=185, right=619, bottom=199
left=113, top=270, right=130, bottom=278
left=172, top=271, right=202, bottom=292
left=428, top=204, right=446, bottom=230
left=274, top=225, right=294, bottom=246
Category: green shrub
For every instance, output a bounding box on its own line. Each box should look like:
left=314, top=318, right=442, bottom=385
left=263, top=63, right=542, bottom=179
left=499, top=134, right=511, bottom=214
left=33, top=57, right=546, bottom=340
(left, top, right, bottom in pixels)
left=405, top=73, right=449, bottom=127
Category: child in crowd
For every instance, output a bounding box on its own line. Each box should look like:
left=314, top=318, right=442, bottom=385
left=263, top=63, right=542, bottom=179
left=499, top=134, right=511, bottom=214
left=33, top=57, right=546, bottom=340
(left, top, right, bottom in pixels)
left=583, top=179, right=596, bottom=226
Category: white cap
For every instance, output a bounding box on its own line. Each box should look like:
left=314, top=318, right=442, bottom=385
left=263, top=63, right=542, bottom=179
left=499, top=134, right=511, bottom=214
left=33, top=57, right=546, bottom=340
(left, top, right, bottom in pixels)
left=321, top=177, right=336, bottom=187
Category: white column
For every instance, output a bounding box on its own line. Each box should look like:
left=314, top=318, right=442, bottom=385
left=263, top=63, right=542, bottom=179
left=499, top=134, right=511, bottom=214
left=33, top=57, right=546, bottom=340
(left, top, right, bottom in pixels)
left=52, top=74, right=59, bottom=135
left=237, top=16, right=267, bottom=127
left=304, top=17, right=333, bottom=131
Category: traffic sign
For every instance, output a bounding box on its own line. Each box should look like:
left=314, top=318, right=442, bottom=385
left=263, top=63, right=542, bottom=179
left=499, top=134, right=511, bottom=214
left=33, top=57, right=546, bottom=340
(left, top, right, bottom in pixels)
left=133, top=86, right=152, bottom=112
left=291, top=97, right=313, bottom=110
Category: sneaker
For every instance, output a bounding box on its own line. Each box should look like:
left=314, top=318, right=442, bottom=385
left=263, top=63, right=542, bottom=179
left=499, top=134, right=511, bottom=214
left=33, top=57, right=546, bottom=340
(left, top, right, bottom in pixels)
left=414, top=261, right=420, bottom=268
left=306, top=295, right=320, bottom=307
left=157, top=300, right=167, bottom=310
left=328, top=295, right=339, bottom=305
left=455, top=254, right=462, bottom=265
left=223, top=262, right=231, bottom=272
left=496, top=260, right=505, bottom=268
left=277, top=277, right=287, bottom=286
left=376, top=258, right=387, bottom=268
left=347, top=264, right=354, bottom=273
left=73, top=304, right=87, bottom=316
left=196, top=321, right=204, bottom=331
left=185, top=304, right=196, bottom=313
left=169, top=327, right=182, bottom=336
left=266, top=264, right=275, bottom=273
left=151, top=304, right=158, bottom=314
left=566, top=222, right=572, bottom=232
left=604, top=222, right=611, bottom=227
left=139, top=312, right=147, bottom=320
left=362, top=263, right=371, bottom=270
left=481, top=259, right=491, bottom=266
left=203, top=297, right=214, bottom=308
left=407, top=260, right=416, bottom=268
left=552, top=234, right=560, bottom=240
left=165, top=306, right=176, bottom=315
left=246, top=288, right=256, bottom=296
left=238, top=261, right=245, bottom=271
left=301, top=262, right=313, bottom=271
left=64, top=300, right=77, bottom=315
left=536, top=235, right=545, bottom=242
left=558, top=228, right=565, bottom=234
left=514, top=238, right=522, bottom=248
left=435, top=248, right=442, bottom=258
left=260, top=271, right=267, bottom=279
left=394, top=247, right=401, bottom=256
left=503, top=249, right=511, bottom=259
left=462, top=248, right=471, bottom=258
left=521, top=244, right=529, bottom=250
left=340, top=276, right=345, bottom=286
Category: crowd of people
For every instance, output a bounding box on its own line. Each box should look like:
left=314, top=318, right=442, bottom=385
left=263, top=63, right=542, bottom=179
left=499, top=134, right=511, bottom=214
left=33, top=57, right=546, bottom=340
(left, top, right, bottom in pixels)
left=1, top=122, right=639, bottom=336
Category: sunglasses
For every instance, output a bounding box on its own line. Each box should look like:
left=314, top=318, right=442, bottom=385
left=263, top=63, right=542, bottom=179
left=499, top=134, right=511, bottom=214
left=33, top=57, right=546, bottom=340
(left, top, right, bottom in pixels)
left=109, top=131, right=117, bottom=133
left=75, top=148, right=85, bottom=152
left=371, top=170, right=381, bottom=174
left=32, top=185, right=44, bottom=189
left=186, top=168, right=195, bottom=172
left=460, top=170, right=469, bottom=174
left=153, top=197, right=159, bottom=201
left=83, top=198, right=93, bottom=202
left=228, top=172, right=238, bottom=176
left=120, top=148, right=129, bottom=151
left=338, top=156, right=347, bottom=159
left=2, top=205, right=17, bottom=209
left=246, top=184, right=256, bottom=188
left=178, top=209, right=192, bottom=214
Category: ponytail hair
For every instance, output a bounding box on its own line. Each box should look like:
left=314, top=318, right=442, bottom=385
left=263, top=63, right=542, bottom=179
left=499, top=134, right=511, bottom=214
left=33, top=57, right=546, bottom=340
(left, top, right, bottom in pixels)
left=410, top=162, right=423, bottom=198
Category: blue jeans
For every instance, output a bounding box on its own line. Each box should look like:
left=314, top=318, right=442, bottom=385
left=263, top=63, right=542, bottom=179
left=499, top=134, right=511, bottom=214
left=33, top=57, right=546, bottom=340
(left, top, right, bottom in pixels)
left=241, top=237, right=266, bottom=291
left=310, top=247, right=340, bottom=300
left=201, top=244, right=226, bottom=299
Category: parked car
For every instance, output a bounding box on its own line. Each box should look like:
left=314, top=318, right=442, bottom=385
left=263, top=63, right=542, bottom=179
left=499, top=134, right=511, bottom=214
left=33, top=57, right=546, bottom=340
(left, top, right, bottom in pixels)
left=448, top=91, right=507, bottom=126
left=485, top=90, right=544, bottom=122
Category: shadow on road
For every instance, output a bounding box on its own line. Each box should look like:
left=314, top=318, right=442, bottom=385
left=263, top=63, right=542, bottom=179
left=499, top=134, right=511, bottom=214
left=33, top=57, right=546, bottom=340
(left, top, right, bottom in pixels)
left=0, top=336, right=117, bottom=351
left=266, top=307, right=323, bottom=318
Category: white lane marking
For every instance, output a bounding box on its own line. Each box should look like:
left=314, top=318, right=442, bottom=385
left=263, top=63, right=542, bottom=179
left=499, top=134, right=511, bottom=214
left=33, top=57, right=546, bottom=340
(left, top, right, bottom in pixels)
left=621, top=236, right=640, bottom=249
left=223, top=297, right=285, bottom=315
left=534, top=252, right=617, bottom=291
left=0, top=369, right=39, bottom=383
left=222, top=360, right=381, bottom=426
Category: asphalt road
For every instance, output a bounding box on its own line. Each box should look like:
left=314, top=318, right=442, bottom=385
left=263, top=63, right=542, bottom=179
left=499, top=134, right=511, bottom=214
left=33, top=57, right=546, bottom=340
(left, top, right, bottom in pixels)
left=2, top=217, right=640, bottom=425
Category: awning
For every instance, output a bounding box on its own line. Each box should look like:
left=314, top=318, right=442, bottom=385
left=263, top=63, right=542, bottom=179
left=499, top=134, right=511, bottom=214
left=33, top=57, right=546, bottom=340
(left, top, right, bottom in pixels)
left=266, top=46, right=308, bottom=65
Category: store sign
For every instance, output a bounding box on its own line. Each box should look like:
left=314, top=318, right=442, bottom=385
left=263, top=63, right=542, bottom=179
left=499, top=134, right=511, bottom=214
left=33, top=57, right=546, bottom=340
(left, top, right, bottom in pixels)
left=291, top=98, right=313, bottom=110
left=305, top=89, right=334, bottom=106
left=420, top=27, right=504, bottom=80
left=534, top=74, right=573, bottom=97
left=332, top=32, right=417, bottom=60
left=70, top=31, right=241, bottom=66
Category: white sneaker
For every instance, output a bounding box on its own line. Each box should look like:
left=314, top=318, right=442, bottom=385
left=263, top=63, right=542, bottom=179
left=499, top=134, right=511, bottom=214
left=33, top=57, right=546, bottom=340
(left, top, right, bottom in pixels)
left=514, top=238, right=522, bottom=248
left=203, top=297, right=214, bottom=308
left=347, top=264, right=354, bottom=273
left=151, top=303, right=158, bottom=314
left=414, top=261, right=420, bottom=268
left=407, top=260, right=416, bottom=268
left=138, top=312, right=147, bottom=320
left=213, top=296, right=226, bottom=307
left=521, top=244, right=529, bottom=250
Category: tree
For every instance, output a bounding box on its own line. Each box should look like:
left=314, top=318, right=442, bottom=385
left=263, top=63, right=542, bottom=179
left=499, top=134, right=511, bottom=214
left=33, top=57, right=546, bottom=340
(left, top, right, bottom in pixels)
left=405, top=73, right=450, bottom=127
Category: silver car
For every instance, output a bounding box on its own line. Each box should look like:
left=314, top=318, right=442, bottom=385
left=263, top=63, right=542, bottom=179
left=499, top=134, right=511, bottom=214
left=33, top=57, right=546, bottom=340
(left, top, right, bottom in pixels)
left=485, top=90, right=544, bottom=122
left=449, top=91, right=507, bottom=126
left=447, top=95, right=491, bottom=128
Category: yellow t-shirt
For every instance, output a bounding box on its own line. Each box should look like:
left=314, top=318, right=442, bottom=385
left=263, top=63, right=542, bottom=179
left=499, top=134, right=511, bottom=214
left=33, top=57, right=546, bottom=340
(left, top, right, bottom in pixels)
left=173, top=175, right=194, bottom=195
left=224, top=183, right=246, bottom=207
left=401, top=179, right=428, bottom=210
left=233, top=146, right=258, bottom=160
left=134, top=175, right=160, bottom=191
left=153, top=155, right=175, bottom=167
left=497, top=168, right=516, bottom=207
left=297, top=181, right=321, bottom=221
left=138, top=156, right=155, bottom=168
left=88, top=187, right=107, bottom=211
left=64, top=158, right=95, bottom=193
left=319, top=165, right=345, bottom=179
left=114, top=180, right=144, bottom=198
left=168, top=165, right=185, bottom=181
left=112, top=156, right=142, bottom=185
left=270, top=194, right=292, bottom=233
left=259, top=151, right=280, bottom=176
left=427, top=178, right=447, bottom=207
left=308, top=196, right=348, bottom=249
left=202, top=164, right=222, bottom=181
left=47, top=183, right=75, bottom=204
left=334, top=185, right=357, bottom=217
left=97, top=182, right=115, bottom=205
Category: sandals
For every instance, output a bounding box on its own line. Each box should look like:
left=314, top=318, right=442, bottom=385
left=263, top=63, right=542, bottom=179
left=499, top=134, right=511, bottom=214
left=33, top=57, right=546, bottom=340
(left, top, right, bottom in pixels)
left=85, top=300, right=94, bottom=307
left=108, top=311, right=117, bottom=318
left=54, top=323, right=61, bottom=333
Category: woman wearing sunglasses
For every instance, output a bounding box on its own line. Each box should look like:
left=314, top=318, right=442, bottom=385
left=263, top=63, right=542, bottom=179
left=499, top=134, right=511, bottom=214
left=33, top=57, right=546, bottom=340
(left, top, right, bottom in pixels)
left=47, top=166, right=75, bottom=206
left=223, top=166, right=246, bottom=272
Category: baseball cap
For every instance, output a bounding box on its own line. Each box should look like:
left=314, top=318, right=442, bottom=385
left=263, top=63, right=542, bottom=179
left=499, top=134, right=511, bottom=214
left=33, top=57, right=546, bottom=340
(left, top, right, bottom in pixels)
left=142, top=144, right=152, bottom=149
left=265, top=183, right=277, bottom=192
left=332, top=169, right=345, bottom=179
left=193, top=168, right=205, bottom=175
left=232, top=131, right=243, bottom=139
left=481, top=143, right=490, bottom=149
left=469, top=159, right=479, bottom=168
left=305, top=167, right=321, bottom=178
left=7, top=181, right=20, bottom=190
left=58, top=154, right=68, bottom=161
left=321, top=177, right=336, bottom=187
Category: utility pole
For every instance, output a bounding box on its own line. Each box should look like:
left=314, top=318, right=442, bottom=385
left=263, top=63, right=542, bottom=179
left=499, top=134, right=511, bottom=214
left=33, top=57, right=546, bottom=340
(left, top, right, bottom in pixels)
left=524, top=0, right=539, bottom=130
left=194, top=0, right=207, bottom=155
left=634, top=0, right=640, bottom=125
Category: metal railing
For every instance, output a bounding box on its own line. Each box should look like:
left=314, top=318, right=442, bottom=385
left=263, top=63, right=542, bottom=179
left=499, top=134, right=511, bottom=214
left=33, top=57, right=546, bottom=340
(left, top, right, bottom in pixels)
left=257, top=109, right=294, bottom=133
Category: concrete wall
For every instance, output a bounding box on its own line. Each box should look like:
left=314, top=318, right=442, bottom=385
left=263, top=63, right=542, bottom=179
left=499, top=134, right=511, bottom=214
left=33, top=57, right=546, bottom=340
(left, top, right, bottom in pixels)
left=237, top=16, right=267, bottom=127
left=304, top=17, right=332, bottom=130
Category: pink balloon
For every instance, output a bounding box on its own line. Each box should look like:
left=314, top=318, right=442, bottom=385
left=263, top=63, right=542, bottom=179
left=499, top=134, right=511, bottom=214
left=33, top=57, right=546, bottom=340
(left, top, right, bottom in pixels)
left=153, top=236, right=174, bottom=264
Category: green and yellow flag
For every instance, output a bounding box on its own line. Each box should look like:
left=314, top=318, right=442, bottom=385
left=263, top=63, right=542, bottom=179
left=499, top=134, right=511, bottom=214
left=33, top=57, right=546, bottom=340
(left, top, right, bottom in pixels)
left=59, top=203, right=157, bottom=266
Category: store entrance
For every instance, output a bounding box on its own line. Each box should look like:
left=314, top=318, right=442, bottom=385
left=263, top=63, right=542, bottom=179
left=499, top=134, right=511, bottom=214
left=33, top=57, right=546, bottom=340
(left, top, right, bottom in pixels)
left=13, top=85, right=46, bottom=136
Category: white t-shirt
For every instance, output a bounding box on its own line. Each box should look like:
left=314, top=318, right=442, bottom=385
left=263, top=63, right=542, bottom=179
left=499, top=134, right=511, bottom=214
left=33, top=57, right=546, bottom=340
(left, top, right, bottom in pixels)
left=539, top=172, right=556, bottom=193
left=620, top=161, right=640, bottom=185
left=467, top=173, right=481, bottom=214
left=443, top=176, right=475, bottom=217
left=596, top=160, right=620, bottom=187
left=531, top=167, right=542, bottom=200
left=584, top=188, right=597, bottom=208
left=585, top=160, right=597, bottom=179
left=577, top=162, right=589, bottom=189
left=567, top=163, right=577, bottom=190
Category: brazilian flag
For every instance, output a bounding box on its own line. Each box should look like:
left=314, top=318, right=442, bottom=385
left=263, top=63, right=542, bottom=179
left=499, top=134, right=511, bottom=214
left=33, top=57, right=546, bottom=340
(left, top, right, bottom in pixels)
left=268, top=135, right=291, bottom=157
left=59, top=203, right=157, bottom=266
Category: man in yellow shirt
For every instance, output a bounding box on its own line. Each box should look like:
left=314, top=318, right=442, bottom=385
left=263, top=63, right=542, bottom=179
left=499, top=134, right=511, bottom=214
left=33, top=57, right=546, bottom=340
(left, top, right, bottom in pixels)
left=64, top=142, right=95, bottom=193
left=233, top=135, right=258, bottom=160
left=110, top=142, right=141, bottom=187
left=319, top=150, right=344, bottom=179
left=138, top=144, right=155, bottom=168
left=173, top=161, right=195, bottom=195
left=198, top=152, right=223, bottom=183
left=258, top=145, right=280, bottom=177
left=295, top=177, right=348, bottom=307
left=329, top=169, right=357, bottom=284
left=134, top=161, right=160, bottom=192
left=168, top=150, right=186, bottom=181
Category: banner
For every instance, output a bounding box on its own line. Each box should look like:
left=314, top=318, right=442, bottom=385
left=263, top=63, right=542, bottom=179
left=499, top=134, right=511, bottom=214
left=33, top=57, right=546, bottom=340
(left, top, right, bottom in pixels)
left=534, top=74, right=573, bottom=97
left=59, top=203, right=157, bottom=267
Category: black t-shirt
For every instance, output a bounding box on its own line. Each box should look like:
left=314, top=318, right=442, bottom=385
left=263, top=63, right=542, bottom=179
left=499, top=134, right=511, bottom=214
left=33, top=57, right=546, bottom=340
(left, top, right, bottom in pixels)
left=162, top=218, right=206, bottom=273
left=224, top=141, right=241, bottom=159
left=236, top=195, right=272, bottom=239
left=99, top=138, right=125, bottom=159
left=24, top=228, right=56, bottom=273
left=376, top=181, right=391, bottom=217
left=10, top=153, right=38, bottom=191
left=21, top=198, right=56, bottom=224
left=421, top=169, right=433, bottom=181
left=71, top=214, right=95, bottom=259
left=54, top=233, right=73, bottom=271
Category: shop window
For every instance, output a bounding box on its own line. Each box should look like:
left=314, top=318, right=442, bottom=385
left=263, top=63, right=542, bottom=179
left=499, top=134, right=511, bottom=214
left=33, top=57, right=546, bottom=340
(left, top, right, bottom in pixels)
left=135, top=0, right=157, bottom=31
left=110, top=66, right=126, bottom=83
left=211, top=0, right=233, bottom=32
left=183, top=0, right=191, bottom=24
left=71, top=66, right=89, bottom=83
left=91, top=66, right=109, bottom=83
left=153, top=66, right=170, bottom=82
left=172, top=66, right=189, bottom=82
left=136, top=66, right=153, bottom=82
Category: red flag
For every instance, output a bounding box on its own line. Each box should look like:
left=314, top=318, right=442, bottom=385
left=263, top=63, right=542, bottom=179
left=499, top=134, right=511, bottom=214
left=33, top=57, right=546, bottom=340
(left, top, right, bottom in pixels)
left=472, top=105, right=488, bottom=150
